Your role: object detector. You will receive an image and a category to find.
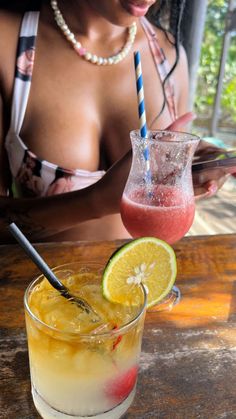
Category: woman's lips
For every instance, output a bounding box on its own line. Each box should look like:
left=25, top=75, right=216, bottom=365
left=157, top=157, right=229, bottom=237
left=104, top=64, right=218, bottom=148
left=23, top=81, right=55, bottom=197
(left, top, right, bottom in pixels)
left=120, top=0, right=155, bottom=17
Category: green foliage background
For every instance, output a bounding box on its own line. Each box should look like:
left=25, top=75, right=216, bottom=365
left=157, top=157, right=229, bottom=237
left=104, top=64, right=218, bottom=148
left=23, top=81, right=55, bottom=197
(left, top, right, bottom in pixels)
left=195, top=0, right=236, bottom=126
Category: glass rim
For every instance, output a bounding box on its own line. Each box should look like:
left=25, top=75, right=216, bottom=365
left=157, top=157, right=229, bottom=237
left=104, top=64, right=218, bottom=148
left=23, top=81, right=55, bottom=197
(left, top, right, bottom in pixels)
left=24, top=261, right=147, bottom=339
left=130, top=129, right=200, bottom=143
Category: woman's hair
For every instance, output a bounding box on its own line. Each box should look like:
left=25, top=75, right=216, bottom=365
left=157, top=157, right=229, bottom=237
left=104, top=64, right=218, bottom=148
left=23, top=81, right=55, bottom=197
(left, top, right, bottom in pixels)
left=148, top=0, right=187, bottom=118
left=0, top=0, right=41, bottom=12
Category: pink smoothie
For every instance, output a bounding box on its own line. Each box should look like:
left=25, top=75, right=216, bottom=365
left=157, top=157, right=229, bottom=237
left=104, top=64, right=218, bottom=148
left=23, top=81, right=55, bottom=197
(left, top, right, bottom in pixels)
left=120, top=185, right=195, bottom=244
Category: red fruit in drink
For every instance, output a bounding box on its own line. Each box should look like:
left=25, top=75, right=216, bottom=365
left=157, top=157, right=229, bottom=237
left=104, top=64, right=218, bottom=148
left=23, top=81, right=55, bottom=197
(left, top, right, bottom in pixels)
left=111, top=324, right=123, bottom=351
left=105, top=365, right=138, bottom=402
left=112, top=335, right=122, bottom=351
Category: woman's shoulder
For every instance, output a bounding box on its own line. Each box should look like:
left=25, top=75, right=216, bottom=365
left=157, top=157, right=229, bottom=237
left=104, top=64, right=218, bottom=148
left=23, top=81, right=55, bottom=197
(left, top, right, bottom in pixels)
left=146, top=19, right=188, bottom=77
left=0, top=9, right=22, bottom=56
left=0, top=0, right=41, bottom=53
left=146, top=19, right=185, bottom=66
left=0, top=8, right=21, bottom=29
left=145, top=18, right=189, bottom=114
left=0, top=9, right=23, bottom=90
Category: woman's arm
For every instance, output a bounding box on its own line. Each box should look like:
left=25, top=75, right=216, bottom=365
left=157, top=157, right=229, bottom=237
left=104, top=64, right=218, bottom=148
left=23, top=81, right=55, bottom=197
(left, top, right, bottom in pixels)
left=0, top=89, right=11, bottom=197
left=0, top=149, right=131, bottom=244
left=175, top=45, right=190, bottom=120
left=0, top=182, right=109, bottom=243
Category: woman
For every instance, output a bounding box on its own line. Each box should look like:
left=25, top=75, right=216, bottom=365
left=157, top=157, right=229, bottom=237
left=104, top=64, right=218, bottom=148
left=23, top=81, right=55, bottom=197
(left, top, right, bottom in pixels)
left=0, top=0, right=229, bottom=243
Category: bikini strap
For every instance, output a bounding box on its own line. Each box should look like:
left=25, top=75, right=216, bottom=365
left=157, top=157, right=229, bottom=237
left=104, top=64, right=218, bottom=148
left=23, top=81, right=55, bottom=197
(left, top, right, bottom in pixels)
left=140, top=17, right=177, bottom=121
left=9, top=11, right=40, bottom=135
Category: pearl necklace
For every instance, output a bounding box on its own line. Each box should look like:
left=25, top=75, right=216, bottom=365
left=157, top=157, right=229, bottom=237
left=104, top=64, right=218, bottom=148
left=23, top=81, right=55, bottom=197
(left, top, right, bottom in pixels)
left=50, top=0, right=137, bottom=65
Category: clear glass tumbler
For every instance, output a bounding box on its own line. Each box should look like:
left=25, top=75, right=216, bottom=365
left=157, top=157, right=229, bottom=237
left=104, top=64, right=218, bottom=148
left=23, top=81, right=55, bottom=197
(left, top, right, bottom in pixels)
left=24, top=262, right=147, bottom=419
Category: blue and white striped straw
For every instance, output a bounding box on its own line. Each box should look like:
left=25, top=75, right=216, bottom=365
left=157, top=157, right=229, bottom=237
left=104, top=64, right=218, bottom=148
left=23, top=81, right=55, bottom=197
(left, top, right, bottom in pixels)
left=134, top=51, right=148, bottom=139
left=134, top=51, right=151, bottom=185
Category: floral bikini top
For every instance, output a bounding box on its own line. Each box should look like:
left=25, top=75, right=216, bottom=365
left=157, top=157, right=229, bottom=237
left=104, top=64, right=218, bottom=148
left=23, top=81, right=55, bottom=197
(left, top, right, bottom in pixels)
left=5, top=11, right=177, bottom=198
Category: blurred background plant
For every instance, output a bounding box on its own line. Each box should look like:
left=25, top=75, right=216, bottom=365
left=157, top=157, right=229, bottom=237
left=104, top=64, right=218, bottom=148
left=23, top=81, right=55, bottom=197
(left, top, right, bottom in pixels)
left=195, top=0, right=236, bottom=131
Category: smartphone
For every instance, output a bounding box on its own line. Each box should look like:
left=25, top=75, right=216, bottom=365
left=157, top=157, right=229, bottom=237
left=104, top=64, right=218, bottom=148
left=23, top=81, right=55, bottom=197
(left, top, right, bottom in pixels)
left=192, top=149, right=236, bottom=173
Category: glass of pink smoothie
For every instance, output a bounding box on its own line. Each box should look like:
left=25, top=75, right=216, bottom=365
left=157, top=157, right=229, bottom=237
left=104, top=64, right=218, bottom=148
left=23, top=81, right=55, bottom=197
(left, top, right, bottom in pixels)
left=120, top=130, right=200, bottom=309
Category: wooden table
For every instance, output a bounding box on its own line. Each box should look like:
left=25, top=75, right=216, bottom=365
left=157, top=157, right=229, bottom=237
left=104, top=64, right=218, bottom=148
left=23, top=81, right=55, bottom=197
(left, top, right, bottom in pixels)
left=1, top=234, right=236, bottom=419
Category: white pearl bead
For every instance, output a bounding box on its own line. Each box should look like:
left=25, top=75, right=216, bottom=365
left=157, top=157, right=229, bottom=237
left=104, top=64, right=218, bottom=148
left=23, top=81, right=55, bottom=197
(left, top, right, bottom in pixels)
left=74, top=41, right=82, bottom=49
left=67, top=33, right=75, bottom=41
left=51, top=1, right=57, bottom=10
left=122, top=47, right=129, bottom=56
left=56, top=17, right=64, bottom=26
left=61, top=24, right=68, bottom=31
left=85, top=52, right=92, bottom=61
left=91, top=55, right=98, bottom=63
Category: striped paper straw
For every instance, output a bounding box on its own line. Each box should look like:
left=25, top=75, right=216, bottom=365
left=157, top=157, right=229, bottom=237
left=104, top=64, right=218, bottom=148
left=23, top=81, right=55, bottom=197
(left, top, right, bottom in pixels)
left=134, top=51, right=148, bottom=138
left=134, top=51, right=151, bottom=184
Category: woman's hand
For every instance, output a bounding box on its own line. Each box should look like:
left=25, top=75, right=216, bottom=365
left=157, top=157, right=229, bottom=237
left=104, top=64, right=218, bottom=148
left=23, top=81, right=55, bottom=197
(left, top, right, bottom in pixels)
left=192, top=139, right=235, bottom=199
left=168, top=112, right=235, bottom=198
left=166, top=111, right=196, bottom=131
left=96, top=149, right=132, bottom=215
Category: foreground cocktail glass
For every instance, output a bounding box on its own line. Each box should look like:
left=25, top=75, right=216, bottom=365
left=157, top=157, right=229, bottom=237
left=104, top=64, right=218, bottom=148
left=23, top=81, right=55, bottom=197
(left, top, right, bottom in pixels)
left=24, top=262, right=146, bottom=419
left=120, top=130, right=200, bottom=309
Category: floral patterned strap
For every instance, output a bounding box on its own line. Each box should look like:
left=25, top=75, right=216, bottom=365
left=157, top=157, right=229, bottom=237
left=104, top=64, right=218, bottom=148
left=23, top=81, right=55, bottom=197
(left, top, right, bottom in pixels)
left=140, top=17, right=177, bottom=121
left=10, top=11, right=39, bottom=135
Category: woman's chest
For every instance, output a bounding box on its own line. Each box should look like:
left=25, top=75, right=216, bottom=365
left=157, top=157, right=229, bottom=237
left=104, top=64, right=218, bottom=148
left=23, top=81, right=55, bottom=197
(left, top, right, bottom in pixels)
left=20, top=50, right=173, bottom=171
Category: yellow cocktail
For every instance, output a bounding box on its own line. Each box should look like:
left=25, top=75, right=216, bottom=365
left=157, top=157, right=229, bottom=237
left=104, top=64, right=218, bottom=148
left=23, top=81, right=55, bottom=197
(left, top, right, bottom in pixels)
left=24, top=262, right=146, bottom=418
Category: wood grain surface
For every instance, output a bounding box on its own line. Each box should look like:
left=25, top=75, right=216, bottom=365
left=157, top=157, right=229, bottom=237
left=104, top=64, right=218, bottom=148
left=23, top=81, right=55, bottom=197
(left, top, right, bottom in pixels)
left=0, top=234, right=236, bottom=419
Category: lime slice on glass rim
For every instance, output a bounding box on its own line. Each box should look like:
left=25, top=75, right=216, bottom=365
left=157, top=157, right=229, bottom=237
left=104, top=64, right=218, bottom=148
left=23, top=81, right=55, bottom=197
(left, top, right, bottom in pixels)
left=102, top=237, right=177, bottom=308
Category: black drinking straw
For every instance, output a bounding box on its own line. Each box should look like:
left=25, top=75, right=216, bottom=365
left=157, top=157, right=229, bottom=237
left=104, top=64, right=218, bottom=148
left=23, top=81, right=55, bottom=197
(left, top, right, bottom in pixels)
left=8, top=222, right=99, bottom=318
